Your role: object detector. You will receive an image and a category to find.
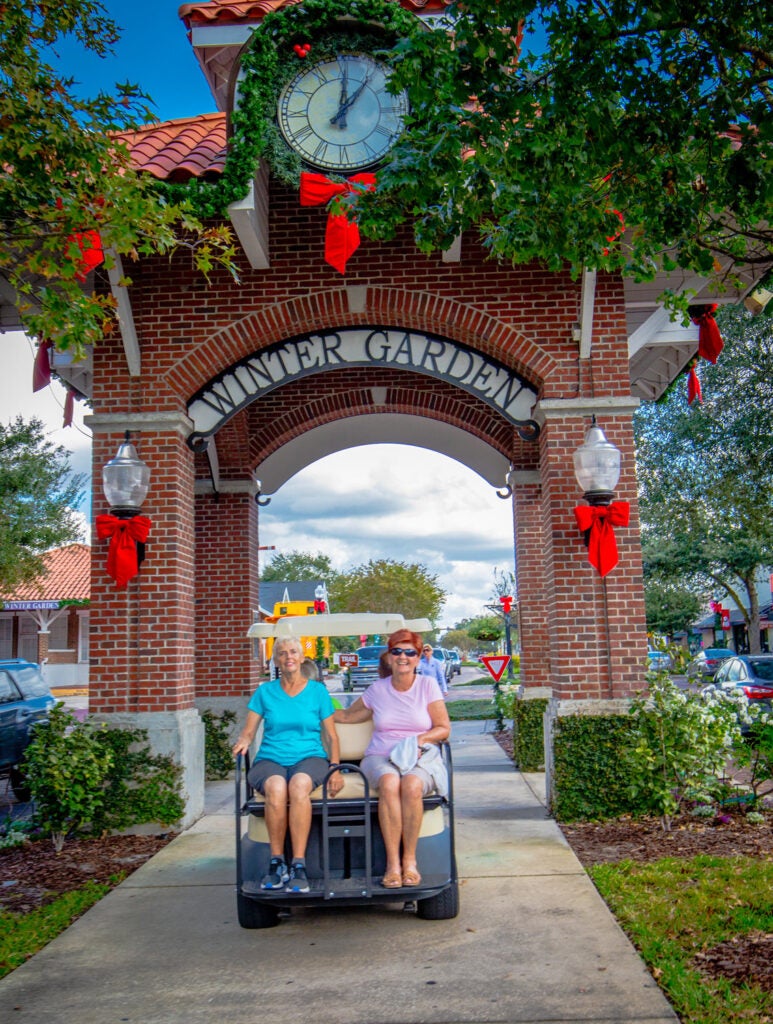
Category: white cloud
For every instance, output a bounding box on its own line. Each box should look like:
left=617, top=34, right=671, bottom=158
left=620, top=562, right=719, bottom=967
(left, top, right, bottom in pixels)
left=259, top=446, right=516, bottom=623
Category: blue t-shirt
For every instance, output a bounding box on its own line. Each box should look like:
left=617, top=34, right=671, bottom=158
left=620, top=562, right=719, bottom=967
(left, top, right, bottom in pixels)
left=248, top=679, right=334, bottom=766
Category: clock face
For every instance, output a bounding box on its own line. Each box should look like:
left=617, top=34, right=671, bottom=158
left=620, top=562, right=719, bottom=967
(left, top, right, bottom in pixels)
left=278, top=53, right=409, bottom=173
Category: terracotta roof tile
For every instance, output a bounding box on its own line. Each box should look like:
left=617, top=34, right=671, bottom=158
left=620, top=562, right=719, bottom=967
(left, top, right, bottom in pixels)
left=0, top=544, right=91, bottom=603
left=179, top=0, right=452, bottom=29
left=117, top=113, right=227, bottom=181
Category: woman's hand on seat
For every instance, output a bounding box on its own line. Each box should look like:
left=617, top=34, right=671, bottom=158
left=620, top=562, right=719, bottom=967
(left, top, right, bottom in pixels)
left=327, top=769, right=344, bottom=797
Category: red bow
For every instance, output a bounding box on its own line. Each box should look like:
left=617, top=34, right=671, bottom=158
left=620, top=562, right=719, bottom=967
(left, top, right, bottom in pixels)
left=573, top=501, right=630, bottom=576
left=56, top=197, right=104, bottom=281
left=691, top=304, right=724, bottom=364
left=67, top=229, right=104, bottom=281
left=95, top=514, right=152, bottom=588
left=687, top=364, right=702, bottom=405
left=32, top=339, right=53, bottom=392
left=63, top=387, right=75, bottom=427
left=300, top=172, right=376, bottom=273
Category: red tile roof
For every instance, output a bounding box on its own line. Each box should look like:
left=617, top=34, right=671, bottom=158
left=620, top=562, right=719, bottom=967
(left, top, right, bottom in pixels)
left=117, top=113, right=227, bottom=181
left=179, top=0, right=452, bottom=28
left=0, top=544, right=91, bottom=603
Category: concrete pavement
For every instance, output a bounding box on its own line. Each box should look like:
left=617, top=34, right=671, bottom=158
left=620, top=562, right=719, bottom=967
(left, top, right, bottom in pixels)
left=0, top=720, right=677, bottom=1024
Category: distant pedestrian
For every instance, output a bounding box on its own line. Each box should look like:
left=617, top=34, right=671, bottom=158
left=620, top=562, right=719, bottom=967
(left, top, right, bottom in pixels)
left=418, top=644, right=447, bottom=695
left=301, top=658, right=320, bottom=681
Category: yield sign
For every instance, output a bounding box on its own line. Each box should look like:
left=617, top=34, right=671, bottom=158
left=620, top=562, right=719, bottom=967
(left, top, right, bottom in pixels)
left=480, top=655, right=510, bottom=683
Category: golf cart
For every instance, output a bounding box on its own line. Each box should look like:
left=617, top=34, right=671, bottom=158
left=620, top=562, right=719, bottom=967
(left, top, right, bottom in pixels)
left=235, top=613, right=459, bottom=928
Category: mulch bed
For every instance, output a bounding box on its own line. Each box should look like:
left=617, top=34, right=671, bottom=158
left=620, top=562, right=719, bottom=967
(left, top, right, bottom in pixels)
left=0, top=834, right=174, bottom=915
left=493, top=727, right=773, bottom=995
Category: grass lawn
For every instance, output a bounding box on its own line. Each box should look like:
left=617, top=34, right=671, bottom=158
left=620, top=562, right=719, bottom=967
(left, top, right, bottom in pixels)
left=590, top=855, right=773, bottom=1024
left=452, top=675, right=500, bottom=687
left=0, top=881, right=111, bottom=978
left=446, top=698, right=495, bottom=720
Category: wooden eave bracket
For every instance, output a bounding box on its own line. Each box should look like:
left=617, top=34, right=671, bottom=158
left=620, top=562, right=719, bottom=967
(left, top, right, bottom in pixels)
left=578, top=268, right=596, bottom=359
left=228, top=162, right=270, bottom=270
left=105, top=248, right=141, bottom=377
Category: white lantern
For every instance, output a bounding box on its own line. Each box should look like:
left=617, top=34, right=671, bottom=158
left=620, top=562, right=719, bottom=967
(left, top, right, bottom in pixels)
left=572, top=420, right=621, bottom=505
left=102, top=436, right=150, bottom=515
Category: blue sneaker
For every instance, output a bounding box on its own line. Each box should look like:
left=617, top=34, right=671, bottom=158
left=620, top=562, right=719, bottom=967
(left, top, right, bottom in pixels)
left=286, top=861, right=310, bottom=893
left=260, top=857, right=289, bottom=890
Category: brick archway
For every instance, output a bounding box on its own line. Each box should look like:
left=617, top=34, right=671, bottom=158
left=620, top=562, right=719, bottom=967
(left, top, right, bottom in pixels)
left=86, top=242, right=646, bottom=827
left=164, top=287, right=558, bottom=403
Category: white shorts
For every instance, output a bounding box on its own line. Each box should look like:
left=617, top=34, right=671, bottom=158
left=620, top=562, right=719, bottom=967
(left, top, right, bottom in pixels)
left=360, top=754, right=434, bottom=795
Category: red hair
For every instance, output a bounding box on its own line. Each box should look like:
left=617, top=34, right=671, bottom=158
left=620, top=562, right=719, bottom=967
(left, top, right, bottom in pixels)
left=386, top=628, right=422, bottom=653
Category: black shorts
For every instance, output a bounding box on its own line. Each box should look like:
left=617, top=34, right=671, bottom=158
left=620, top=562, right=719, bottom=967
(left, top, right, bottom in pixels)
left=247, top=756, right=329, bottom=794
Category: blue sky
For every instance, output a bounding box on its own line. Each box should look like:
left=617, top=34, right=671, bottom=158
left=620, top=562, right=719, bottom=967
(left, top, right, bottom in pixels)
left=2, top=1, right=521, bottom=627
left=49, top=2, right=216, bottom=121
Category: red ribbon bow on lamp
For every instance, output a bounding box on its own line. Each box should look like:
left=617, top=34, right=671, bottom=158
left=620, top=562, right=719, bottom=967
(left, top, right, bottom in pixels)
left=95, top=514, right=152, bottom=588
left=573, top=501, right=630, bottom=577
left=300, top=171, right=376, bottom=274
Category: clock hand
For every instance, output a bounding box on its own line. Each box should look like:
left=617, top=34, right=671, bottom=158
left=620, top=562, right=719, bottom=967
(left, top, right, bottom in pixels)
left=330, top=74, right=372, bottom=126
left=334, top=56, right=349, bottom=129
left=337, top=56, right=348, bottom=107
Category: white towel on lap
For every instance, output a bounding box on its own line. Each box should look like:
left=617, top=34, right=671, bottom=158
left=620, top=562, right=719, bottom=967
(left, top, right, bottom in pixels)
left=389, top=736, right=449, bottom=799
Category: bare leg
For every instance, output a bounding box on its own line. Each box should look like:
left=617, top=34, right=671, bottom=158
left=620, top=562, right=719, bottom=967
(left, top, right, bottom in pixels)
left=263, top=775, right=289, bottom=858
left=287, top=772, right=314, bottom=861
left=376, top=773, right=404, bottom=879
left=399, top=774, right=425, bottom=878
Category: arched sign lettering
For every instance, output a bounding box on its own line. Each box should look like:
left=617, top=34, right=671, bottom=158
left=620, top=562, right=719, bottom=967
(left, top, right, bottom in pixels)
left=186, top=327, right=539, bottom=450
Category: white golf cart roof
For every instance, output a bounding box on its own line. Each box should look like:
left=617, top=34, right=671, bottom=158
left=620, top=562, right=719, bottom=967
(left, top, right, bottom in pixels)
left=247, top=613, right=432, bottom=640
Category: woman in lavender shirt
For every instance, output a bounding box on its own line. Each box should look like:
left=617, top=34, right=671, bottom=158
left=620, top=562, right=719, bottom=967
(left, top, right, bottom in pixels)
left=333, top=628, right=450, bottom=889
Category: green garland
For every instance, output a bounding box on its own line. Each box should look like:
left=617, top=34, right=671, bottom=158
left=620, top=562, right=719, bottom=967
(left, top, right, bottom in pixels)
left=156, top=0, right=425, bottom=219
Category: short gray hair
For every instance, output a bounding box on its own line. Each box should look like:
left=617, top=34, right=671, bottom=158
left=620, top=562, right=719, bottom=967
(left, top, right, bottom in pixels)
left=274, top=637, right=304, bottom=657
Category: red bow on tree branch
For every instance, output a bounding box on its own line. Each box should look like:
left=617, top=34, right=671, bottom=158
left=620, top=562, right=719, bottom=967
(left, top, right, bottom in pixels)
left=95, top=514, right=152, bottom=588
left=56, top=197, right=104, bottom=281
left=573, top=501, right=630, bottom=576
left=300, top=171, right=376, bottom=273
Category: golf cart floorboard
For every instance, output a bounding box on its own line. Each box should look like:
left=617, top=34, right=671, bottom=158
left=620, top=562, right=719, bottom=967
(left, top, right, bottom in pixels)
left=241, top=876, right=448, bottom=900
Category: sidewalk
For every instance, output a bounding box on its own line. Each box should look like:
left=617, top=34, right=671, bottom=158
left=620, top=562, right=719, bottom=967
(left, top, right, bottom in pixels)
left=0, top=721, right=677, bottom=1024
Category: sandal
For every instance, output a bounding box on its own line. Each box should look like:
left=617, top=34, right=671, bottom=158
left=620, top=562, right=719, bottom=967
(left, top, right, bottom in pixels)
left=381, top=872, right=403, bottom=888
left=402, top=868, right=422, bottom=887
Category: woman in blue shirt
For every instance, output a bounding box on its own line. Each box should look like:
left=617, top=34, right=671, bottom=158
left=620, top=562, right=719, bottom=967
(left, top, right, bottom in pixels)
left=233, top=637, right=343, bottom=892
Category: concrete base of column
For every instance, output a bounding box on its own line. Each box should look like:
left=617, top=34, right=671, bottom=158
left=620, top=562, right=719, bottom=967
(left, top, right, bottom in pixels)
left=91, top=708, right=205, bottom=830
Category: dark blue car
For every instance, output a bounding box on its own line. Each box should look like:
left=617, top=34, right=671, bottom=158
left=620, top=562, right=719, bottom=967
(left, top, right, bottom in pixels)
left=0, top=660, right=55, bottom=800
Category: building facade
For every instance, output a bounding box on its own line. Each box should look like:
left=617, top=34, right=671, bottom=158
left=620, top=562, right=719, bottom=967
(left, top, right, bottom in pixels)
left=4, top=1, right=763, bottom=821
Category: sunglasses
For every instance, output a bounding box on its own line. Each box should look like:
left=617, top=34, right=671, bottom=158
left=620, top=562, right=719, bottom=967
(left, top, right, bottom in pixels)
left=389, top=647, right=419, bottom=657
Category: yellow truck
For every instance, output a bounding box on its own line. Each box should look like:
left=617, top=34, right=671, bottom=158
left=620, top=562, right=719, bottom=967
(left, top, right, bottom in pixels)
left=263, top=600, right=330, bottom=664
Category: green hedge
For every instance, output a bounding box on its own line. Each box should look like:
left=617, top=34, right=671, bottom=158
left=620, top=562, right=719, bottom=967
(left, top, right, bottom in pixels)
left=552, top=714, right=647, bottom=822
left=512, top=698, right=548, bottom=771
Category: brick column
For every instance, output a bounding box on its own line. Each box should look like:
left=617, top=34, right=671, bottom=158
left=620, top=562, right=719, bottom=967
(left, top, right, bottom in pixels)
left=85, top=412, right=205, bottom=826
left=511, top=471, right=551, bottom=690
left=534, top=398, right=648, bottom=700
left=194, top=482, right=261, bottom=726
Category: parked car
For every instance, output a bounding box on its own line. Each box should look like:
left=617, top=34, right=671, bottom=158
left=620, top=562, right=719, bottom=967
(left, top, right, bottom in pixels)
left=0, top=659, right=56, bottom=801
left=687, top=648, right=734, bottom=679
left=647, top=650, right=672, bottom=671
left=447, top=650, right=462, bottom=677
left=703, top=655, right=773, bottom=724
left=343, top=645, right=387, bottom=692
